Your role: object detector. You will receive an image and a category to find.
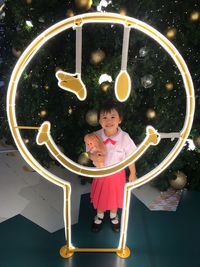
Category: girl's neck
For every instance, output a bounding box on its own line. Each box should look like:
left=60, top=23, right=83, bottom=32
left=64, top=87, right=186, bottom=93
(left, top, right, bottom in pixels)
left=104, top=128, right=118, bottom=137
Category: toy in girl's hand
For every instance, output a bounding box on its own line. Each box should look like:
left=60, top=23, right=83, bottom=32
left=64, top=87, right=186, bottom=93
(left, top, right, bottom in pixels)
left=84, top=133, right=106, bottom=167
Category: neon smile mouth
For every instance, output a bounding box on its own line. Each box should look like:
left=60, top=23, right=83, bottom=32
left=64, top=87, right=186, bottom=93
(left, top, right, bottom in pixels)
left=36, top=121, right=160, bottom=177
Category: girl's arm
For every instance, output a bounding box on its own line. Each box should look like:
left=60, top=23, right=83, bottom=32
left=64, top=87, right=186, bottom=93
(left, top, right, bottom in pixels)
left=128, top=163, right=137, bottom=182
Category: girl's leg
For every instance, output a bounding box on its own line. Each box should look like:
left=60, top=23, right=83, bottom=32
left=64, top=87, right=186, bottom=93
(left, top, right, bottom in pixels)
left=91, top=209, right=104, bottom=233
left=110, top=208, right=120, bottom=232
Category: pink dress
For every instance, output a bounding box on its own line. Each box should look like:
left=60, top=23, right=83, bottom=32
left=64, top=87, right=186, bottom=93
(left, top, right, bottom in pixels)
left=90, top=127, right=137, bottom=211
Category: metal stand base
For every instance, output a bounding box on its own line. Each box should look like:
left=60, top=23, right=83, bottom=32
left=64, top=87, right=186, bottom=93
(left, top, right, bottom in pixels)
left=60, top=245, right=131, bottom=259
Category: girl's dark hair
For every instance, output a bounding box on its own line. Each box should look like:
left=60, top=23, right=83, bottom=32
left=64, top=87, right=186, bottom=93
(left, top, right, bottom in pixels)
left=97, top=99, right=123, bottom=120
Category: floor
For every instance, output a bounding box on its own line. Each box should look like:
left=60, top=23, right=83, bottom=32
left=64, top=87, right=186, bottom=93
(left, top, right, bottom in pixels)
left=0, top=190, right=199, bottom=267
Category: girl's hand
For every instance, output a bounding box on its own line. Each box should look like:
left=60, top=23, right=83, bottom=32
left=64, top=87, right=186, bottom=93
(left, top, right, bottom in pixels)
left=128, top=173, right=137, bottom=182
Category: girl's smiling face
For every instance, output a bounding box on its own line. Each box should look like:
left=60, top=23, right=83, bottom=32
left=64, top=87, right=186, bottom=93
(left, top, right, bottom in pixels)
left=99, top=109, right=122, bottom=137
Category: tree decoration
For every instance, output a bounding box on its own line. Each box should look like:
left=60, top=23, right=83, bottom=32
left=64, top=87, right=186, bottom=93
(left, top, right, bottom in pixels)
left=165, top=82, right=174, bottom=91
left=12, top=47, right=21, bottom=58
left=44, top=85, right=49, bottom=90
left=85, top=109, right=98, bottom=126
left=100, top=81, right=110, bottom=92
left=139, top=46, right=148, bottom=57
left=66, top=9, right=75, bottom=18
left=75, top=0, right=93, bottom=10
left=193, top=136, right=200, bottom=149
left=190, top=11, right=200, bottom=22
left=166, top=28, right=177, bottom=39
left=68, top=106, right=73, bottom=114
left=0, top=11, right=5, bottom=20
left=77, top=152, right=90, bottom=165
left=23, top=139, right=29, bottom=144
left=141, top=74, right=154, bottom=88
left=26, top=0, right=32, bottom=4
left=38, top=16, right=45, bottom=23
left=146, top=108, right=156, bottom=119
left=39, top=110, right=47, bottom=117
left=90, top=49, right=105, bottom=65
left=169, top=171, right=187, bottom=190
left=119, top=7, right=127, bottom=16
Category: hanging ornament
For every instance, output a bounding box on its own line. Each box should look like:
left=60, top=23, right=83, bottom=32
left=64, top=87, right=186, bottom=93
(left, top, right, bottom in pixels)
left=166, top=28, right=177, bottom=39
left=90, top=49, right=105, bottom=65
left=12, top=47, right=22, bottom=58
left=193, top=136, right=200, bottom=148
left=165, top=82, right=174, bottom=91
left=68, top=106, right=73, bottom=114
left=23, top=139, right=29, bottom=144
left=75, top=0, right=93, bottom=10
left=26, top=0, right=32, bottom=4
left=85, top=109, right=98, bottom=126
left=0, top=11, right=5, bottom=20
left=190, top=11, right=200, bottom=22
left=146, top=108, right=156, bottom=119
left=119, top=7, right=127, bottom=16
left=38, top=16, right=45, bottom=23
left=141, top=74, right=154, bottom=88
left=100, top=81, right=110, bottom=92
left=39, top=110, right=47, bottom=118
left=66, top=9, right=75, bottom=17
left=169, top=171, right=187, bottom=190
left=44, top=84, right=49, bottom=90
left=139, top=47, right=149, bottom=57
left=32, top=83, right=38, bottom=89
left=78, top=152, right=90, bottom=165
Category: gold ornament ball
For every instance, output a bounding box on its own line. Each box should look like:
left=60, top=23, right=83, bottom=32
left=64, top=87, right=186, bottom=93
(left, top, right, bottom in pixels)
left=23, top=139, right=29, bottom=144
left=86, top=109, right=98, bottom=126
left=166, top=28, right=177, bottom=39
left=78, top=152, right=90, bottom=165
left=165, top=82, right=174, bottom=91
left=193, top=136, right=200, bottom=148
left=26, top=0, right=32, bottom=4
left=66, top=9, right=75, bottom=17
left=39, top=110, right=47, bottom=117
left=169, top=171, right=187, bottom=190
left=146, top=109, right=156, bottom=119
left=12, top=47, right=22, bottom=58
left=90, top=49, right=105, bottom=65
left=75, top=0, right=92, bottom=10
left=44, top=84, right=49, bottom=90
left=190, top=11, right=200, bottom=21
left=100, top=81, right=110, bottom=92
left=119, top=7, right=127, bottom=16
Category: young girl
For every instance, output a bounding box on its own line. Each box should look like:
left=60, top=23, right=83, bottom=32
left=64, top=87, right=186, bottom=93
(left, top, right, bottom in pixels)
left=86, top=100, right=137, bottom=233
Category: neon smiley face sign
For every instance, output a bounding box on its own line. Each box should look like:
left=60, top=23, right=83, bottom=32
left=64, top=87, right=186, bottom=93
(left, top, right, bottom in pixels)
left=7, top=13, right=195, bottom=259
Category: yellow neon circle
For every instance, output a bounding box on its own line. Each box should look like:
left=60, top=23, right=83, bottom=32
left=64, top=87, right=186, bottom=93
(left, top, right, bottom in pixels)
left=7, top=13, right=195, bottom=182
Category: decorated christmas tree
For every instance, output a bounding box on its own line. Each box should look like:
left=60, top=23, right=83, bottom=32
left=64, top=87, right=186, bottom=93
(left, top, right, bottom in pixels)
left=0, top=0, right=200, bottom=191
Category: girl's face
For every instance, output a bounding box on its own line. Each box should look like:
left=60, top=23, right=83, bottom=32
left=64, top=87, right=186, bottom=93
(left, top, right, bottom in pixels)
left=99, top=109, right=122, bottom=136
